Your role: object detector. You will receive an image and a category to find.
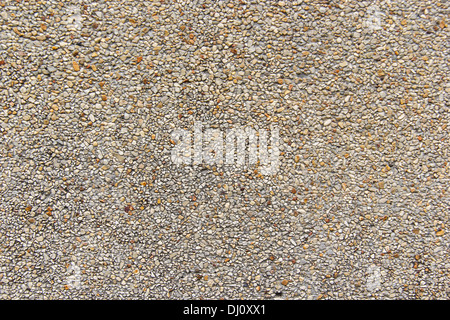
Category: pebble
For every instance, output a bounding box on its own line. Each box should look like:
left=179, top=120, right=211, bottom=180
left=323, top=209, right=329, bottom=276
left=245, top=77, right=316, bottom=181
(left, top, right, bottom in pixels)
left=0, top=0, right=447, bottom=300
left=72, top=61, right=80, bottom=72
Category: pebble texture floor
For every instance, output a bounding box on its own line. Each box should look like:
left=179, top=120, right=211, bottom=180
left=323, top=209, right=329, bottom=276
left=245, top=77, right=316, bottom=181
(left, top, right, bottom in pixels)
left=0, top=0, right=449, bottom=299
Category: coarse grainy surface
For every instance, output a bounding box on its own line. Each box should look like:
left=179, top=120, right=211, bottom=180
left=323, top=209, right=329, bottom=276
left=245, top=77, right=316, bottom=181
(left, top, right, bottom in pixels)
left=0, top=0, right=449, bottom=300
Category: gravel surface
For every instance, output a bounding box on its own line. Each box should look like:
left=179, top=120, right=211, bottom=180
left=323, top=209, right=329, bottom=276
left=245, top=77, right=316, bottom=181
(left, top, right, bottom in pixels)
left=0, top=0, right=449, bottom=299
